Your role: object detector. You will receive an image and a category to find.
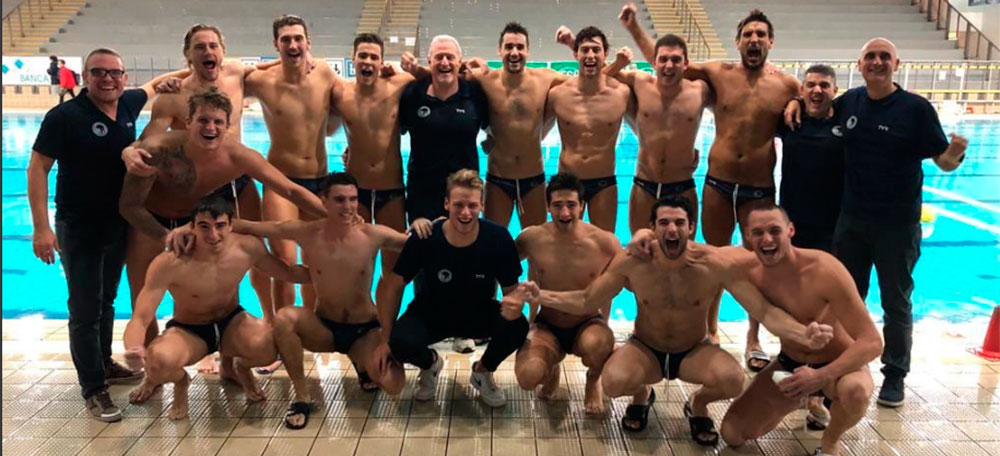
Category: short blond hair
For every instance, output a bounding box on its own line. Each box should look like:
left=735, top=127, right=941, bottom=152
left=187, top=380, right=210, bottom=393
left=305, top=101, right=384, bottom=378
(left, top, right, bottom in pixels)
left=446, top=169, right=483, bottom=197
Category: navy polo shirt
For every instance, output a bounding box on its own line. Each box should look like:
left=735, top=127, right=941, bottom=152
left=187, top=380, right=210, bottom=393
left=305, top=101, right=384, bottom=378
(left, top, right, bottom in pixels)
left=400, top=78, right=489, bottom=188
left=834, top=84, right=948, bottom=225
left=777, top=114, right=844, bottom=235
left=33, top=88, right=148, bottom=220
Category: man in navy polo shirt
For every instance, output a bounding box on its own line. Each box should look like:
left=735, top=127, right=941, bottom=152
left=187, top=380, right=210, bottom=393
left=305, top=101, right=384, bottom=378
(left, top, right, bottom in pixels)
left=831, top=38, right=967, bottom=407
left=27, top=48, right=184, bottom=422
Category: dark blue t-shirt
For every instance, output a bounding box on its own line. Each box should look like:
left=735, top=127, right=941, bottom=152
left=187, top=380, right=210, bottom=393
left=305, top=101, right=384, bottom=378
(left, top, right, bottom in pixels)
left=834, top=84, right=948, bottom=224
left=32, top=88, right=148, bottom=220
left=777, top=114, right=844, bottom=235
left=399, top=78, right=489, bottom=188
left=393, top=219, right=521, bottom=309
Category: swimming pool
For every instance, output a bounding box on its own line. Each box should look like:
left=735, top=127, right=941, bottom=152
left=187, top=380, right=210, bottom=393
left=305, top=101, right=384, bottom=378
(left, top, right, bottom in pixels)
left=2, top=111, right=998, bottom=323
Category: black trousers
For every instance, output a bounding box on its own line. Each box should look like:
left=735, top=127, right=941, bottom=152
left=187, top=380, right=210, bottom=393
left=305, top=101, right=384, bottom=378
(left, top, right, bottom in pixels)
left=833, top=212, right=920, bottom=378
left=389, top=299, right=528, bottom=371
left=55, top=215, right=128, bottom=398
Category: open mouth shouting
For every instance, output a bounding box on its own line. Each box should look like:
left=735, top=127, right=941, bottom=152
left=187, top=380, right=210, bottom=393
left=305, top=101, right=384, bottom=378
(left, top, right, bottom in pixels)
left=759, top=244, right=778, bottom=260
left=359, top=66, right=375, bottom=78
left=745, top=45, right=764, bottom=64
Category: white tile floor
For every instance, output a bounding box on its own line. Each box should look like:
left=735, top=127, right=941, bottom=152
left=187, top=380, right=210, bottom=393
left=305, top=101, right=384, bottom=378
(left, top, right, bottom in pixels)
left=2, top=319, right=999, bottom=455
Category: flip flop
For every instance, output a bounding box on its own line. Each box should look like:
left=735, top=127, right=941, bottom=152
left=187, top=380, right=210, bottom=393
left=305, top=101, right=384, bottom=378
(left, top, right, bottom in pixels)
left=621, top=387, right=656, bottom=432
left=744, top=349, right=770, bottom=373
left=806, top=396, right=832, bottom=431
left=284, top=401, right=311, bottom=430
left=353, top=363, right=379, bottom=393
left=683, top=399, right=720, bottom=446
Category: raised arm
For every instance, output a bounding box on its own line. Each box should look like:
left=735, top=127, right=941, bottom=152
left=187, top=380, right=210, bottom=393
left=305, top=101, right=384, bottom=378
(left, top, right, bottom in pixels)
left=231, top=218, right=309, bottom=242
left=933, top=133, right=968, bottom=172
left=538, top=250, right=629, bottom=315
left=619, top=3, right=656, bottom=63
left=137, top=67, right=192, bottom=100
left=139, top=96, right=177, bottom=140
left=245, top=237, right=311, bottom=283
left=232, top=144, right=327, bottom=218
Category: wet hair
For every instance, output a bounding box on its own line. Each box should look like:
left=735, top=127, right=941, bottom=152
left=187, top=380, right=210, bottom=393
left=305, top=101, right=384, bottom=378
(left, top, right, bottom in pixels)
left=191, top=195, right=234, bottom=222
left=747, top=202, right=790, bottom=221
left=545, top=172, right=584, bottom=203
left=649, top=196, right=694, bottom=224
left=273, top=14, right=308, bottom=40
left=805, top=64, right=836, bottom=82
left=446, top=169, right=484, bottom=197
left=573, top=26, right=609, bottom=53
left=654, top=34, right=688, bottom=62
left=187, top=87, right=233, bottom=123
left=84, top=48, right=123, bottom=71
left=736, top=9, right=774, bottom=40
left=318, top=172, right=359, bottom=197
left=183, top=24, right=226, bottom=56
left=498, top=21, right=529, bottom=48
left=353, top=33, right=384, bottom=56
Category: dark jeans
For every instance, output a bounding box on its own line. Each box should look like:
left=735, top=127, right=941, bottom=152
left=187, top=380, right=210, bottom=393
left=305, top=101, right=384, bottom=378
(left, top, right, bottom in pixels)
left=55, top=215, right=128, bottom=398
left=833, top=212, right=920, bottom=378
left=389, top=299, right=529, bottom=371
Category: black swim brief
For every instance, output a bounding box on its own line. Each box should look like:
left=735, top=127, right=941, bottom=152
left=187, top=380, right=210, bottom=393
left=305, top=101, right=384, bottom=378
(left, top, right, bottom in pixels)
left=704, top=175, right=775, bottom=206
left=630, top=335, right=707, bottom=380
left=486, top=173, right=546, bottom=212
left=288, top=175, right=325, bottom=195
left=152, top=213, right=193, bottom=229
left=581, top=175, right=617, bottom=203
left=209, top=174, right=252, bottom=202
left=534, top=314, right=605, bottom=355
left=318, top=317, right=381, bottom=355
left=633, top=177, right=695, bottom=200
left=165, top=305, right=247, bottom=355
left=357, top=187, right=405, bottom=220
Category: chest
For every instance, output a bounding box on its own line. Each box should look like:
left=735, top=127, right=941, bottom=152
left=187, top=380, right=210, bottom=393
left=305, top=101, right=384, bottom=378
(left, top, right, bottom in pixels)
left=529, top=239, right=605, bottom=280
left=714, top=75, right=786, bottom=116
left=486, top=81, right=546, bottom=120
left=631, top=265, right=712, bottom=310
left=340, top=89, right=399, bottom=127
left=259, top=81, right=331, bottom=119
left=554, top=88, right=628, bottom=123
left=171, top=256, right=246, bottom=298
left=636, top=85, right=701, bottom=126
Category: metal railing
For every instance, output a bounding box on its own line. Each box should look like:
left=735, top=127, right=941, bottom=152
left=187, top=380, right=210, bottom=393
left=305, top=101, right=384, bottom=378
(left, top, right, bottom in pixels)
left=2, top=0, right=58, bottom=49
left=669, top=0, right=713, bottom=61
left=913, top=0, right=999, bottom=60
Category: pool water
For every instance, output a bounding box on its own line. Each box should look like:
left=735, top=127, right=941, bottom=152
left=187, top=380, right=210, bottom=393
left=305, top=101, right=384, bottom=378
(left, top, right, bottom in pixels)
left=2, top=111, right=998, bottom=323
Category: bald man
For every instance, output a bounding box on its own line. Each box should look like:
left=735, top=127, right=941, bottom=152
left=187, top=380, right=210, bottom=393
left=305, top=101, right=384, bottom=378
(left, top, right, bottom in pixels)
left=787, top=37, right=967, bottom=408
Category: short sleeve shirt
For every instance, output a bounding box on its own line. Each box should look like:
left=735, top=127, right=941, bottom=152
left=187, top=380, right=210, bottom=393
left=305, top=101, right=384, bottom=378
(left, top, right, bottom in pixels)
left=834, top=84, right=948, bottom=224
left=32, top=88, right=148, bottom=220
left=777, top=114, right=844, bottom=233
left=393, top=219, right=521, bottom=309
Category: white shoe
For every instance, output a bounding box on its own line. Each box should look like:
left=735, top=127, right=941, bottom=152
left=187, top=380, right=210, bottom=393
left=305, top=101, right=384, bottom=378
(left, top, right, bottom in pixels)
left=469, top=362, right=506, bottom=408
left=452, top=338, right=475, bottom=354
left=414, top=351, right=443, bottom=401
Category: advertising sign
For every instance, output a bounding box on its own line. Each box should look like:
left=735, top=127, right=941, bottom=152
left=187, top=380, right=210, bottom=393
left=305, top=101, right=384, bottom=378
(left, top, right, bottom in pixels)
left=2, top=56, right=83, bottom=86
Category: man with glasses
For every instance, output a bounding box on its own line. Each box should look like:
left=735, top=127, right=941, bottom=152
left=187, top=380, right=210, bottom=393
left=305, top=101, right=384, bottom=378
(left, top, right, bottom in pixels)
left=27, top=48, right=185, bottom=422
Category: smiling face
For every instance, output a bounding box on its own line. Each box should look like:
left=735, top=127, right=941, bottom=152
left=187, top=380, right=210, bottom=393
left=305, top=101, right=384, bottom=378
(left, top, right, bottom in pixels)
left=186, top=30, right=225, bottom=81
left=548, top=189, right=583, bottom=231
left=274, top=24, right=310, bottom=66
left=322, top=184, right=359, bottom=224
left=801, top=72, right=837, bottom=118
left=499, top=32, right=529, bottom=73
left=736, top=21, right=772, bottom=69
left=186, top=105, right=229, bottom=150
left=859, top=38, right=899, bottom=87
left=445, top=186, right=482, bottom=233
left=428, top=38, right=462, bottom=86
left=746, top=208, right=795, bottom=267
left=574, top=38, right=606, bottom=78
left=651, top=205, right=691, bottom=260
left=192, top=212, right=231, bottom=254
left=84, top=52, right=127, bottom=104
left=654, top=45, right=686, bottom=86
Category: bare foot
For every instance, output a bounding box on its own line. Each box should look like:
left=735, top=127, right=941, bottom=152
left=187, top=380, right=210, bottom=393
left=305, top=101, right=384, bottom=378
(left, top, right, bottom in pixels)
left=234, top=359, right=267, bottom=402
left=196, top=354, right=218, bottom=375
left=167, top=371, right=190, bottom=420
left=129, top=378, right=158, bottom=404
left=535, top=363, right=561, bottom=400
left=219, top=356, right=239, bottom=383
left=583, top=369, right=605, bottom=415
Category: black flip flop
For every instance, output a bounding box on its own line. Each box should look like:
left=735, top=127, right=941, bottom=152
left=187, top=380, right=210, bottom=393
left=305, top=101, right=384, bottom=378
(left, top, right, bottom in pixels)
left=357, top=370, right=379, bottom=393
left=284, top=401, right=311, bottom=430
left=683, top=399, right=720, bottom=446
left=621, top=387, right=656, bottom=432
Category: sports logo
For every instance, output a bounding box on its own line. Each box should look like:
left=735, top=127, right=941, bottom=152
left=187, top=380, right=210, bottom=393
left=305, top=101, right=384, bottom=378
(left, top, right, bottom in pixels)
left=417, top=106, right=431, bottom=118
left=831, top=126, right=843, bottom=137
left=846, top=116, right=858, bottom=130
left=437, top=269, right=453, bottom=283
left=92, top=122, right=108, bottom=137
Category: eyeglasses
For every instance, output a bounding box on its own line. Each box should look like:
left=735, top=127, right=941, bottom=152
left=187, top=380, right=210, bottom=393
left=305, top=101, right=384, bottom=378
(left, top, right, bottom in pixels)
left=88, top=68, right=126, bottom=79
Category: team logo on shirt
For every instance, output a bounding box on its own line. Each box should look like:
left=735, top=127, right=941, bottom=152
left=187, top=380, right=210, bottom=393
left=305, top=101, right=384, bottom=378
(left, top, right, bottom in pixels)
left=417, top=106, right=431, bottom=118
left=831, top=126, right=843, bottom=137
left=437, top=269, right=453, bottom=283
left=846, top=116, right=858, bottom=130
left=91, top=122, right=109, bottom=137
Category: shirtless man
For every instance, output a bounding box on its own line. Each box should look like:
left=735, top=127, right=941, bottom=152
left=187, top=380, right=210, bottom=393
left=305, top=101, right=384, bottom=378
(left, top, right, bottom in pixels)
left=621, top=6, right=800, bottom=357
left=119, top=89, right=326, bottom=354
left=123, top=24, right=273, bottom=373
left=532, top=197, right=833, bottom=444
left=546, top=26, right=634, bottom=233
left=513, top=173, right=619, bottom=414
left=230, top=172, right=410, bottom=429
left=719, top=205, right=882, bottom=456
left=332, top=33, right=415, bottom=272
left=244, top=14, right=343, bottom=328
left=123, top=196, right=311, bottom=420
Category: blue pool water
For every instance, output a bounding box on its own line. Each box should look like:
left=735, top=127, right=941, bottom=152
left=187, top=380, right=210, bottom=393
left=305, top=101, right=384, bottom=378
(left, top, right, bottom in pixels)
left=2, top=111, right=998, bottom=322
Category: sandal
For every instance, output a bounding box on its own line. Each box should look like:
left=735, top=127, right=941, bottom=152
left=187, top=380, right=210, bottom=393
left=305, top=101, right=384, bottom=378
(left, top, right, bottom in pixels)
left=683, top=399, right=720, bottom=446
left=357, top=369, right=379, bottom=393
left=284, top=401, right=312, bottom=430
left=744, top=349, right=770, bottom=373
left=621, top=387, right=656, bottom=432
left=806, top=396, right=832, bottom=431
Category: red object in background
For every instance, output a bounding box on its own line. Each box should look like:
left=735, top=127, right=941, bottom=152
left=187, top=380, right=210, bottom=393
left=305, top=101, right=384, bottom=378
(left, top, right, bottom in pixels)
left=58, top=67, right=77, bottom=89
left=971, top=306, right=1000, bottom=361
